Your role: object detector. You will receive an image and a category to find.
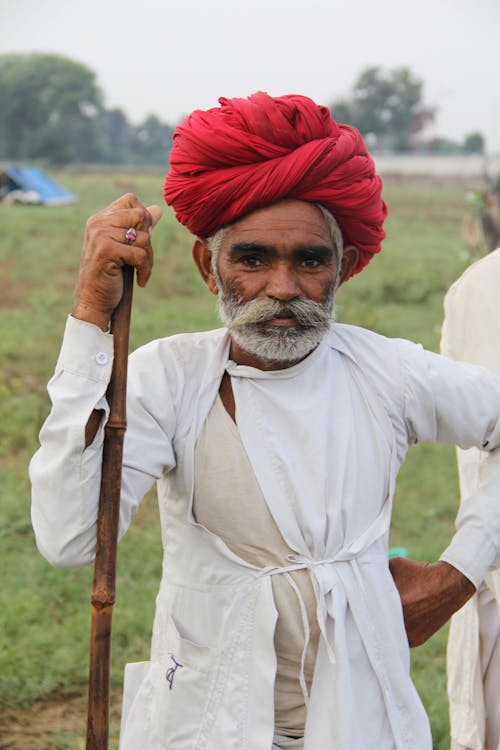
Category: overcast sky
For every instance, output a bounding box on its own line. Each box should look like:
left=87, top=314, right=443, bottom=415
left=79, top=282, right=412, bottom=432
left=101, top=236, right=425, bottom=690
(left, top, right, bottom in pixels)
left=2, top=0, right=500, bottom=152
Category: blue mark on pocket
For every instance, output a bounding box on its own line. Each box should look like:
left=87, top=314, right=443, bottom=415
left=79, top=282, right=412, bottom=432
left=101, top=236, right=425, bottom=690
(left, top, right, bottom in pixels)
left=166, top=654, right=183, bottom=690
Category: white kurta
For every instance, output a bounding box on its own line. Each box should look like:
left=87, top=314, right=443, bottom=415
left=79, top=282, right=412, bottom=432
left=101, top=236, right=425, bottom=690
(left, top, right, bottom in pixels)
left=441, top=247, right=500, bottom=750
left=30, top=316, right=500, bottom=750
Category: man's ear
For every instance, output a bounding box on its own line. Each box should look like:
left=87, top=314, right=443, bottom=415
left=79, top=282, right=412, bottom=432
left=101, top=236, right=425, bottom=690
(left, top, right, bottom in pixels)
left=338, top=245, right=360, bottom=285
left=192, top=239, right=218, bottom=295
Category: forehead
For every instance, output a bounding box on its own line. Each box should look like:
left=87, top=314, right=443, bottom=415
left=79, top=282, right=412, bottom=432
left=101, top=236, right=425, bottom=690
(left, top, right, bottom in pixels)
left=222, top=200, right=333, bottom=249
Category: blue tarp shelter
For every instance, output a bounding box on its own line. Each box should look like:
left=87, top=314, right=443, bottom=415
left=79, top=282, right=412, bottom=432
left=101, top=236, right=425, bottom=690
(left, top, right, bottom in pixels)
left=0, top=165, right=77, bottom=205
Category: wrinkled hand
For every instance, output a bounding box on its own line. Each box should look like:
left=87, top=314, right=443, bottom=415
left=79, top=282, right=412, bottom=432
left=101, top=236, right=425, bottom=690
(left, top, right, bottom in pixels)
left=389, top=557, right=475, bottom=647
left=72, top=193, right=163, bottom=330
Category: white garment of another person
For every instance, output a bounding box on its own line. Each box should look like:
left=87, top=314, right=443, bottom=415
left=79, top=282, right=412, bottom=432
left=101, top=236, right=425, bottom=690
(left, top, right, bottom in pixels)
left=30, top=317, right=500, bottom=750
left=441, top=247, right=500, bottom=750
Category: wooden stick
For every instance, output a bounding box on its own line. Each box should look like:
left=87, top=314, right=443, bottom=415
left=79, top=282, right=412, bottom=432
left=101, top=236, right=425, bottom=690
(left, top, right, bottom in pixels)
left=86, top=265, right=134, bottom=750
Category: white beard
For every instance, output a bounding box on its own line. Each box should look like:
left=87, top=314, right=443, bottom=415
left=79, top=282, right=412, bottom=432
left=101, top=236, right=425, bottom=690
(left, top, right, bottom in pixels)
left=217, top=288, right=336, bottom=365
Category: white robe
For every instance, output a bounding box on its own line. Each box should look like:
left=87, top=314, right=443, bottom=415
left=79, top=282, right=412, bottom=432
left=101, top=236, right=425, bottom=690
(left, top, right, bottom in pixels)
left=442, top=247, right=500, bottom=750
left=30, top=316, right=500, bottom=749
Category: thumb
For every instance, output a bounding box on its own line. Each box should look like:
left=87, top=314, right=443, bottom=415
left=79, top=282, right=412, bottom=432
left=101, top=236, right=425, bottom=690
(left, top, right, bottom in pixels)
left=146, top=204, right=163, bottom=228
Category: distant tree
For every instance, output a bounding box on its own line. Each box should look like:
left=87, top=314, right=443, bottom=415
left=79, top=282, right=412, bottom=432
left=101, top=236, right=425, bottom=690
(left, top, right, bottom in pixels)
left=329, top=99, right=354, bottom=125
left=132, top=114, right=174, bottom=166
left=463, top=131, right=485, bottom=155
left=428, top=137, right=463, bottom=155
left=96, top=108, right=136, bottom=164
left=330, top=66, right=435, bottom=152
left=0, top=53, right=104, bottom=163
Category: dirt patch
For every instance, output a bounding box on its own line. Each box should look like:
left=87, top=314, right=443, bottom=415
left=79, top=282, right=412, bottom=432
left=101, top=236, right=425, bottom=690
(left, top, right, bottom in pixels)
left=0, top=689, right=122, bottom=750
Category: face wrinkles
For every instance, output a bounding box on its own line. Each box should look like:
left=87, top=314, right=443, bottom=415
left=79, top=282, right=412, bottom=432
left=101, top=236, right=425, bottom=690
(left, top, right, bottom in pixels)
left=213, top=201, right=340, bottom=369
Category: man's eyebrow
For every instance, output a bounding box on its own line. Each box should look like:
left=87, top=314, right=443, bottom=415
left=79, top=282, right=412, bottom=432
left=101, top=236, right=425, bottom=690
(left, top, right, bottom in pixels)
left=229, top=242, right=270, bottom=255
left=228, top=242, right=335, bottom=257
left=295, top=245, right=335, bottom=257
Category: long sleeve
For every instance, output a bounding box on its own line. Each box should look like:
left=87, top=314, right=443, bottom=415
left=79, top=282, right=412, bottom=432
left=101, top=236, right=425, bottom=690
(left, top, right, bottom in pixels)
left=401, top=342, right=500, bottom=587
left=337, top=322, right=500, bottom=588
left=30, top=316, right=177, bottom=568
left=30, top=316, right=115, bottom=566
left=329, top=323, right=500, bottom=588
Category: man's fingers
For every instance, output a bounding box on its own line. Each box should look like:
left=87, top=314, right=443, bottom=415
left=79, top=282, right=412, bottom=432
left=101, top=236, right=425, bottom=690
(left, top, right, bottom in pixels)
left=82, top=196, right=159, bottom=294
left=91, top=199, right=162, bottom=233
left=146, top=204, right=163, bottom=228
left=102, top=226, right=150, bottom=248
left=136, top=207, right=161, bottom=285
left=105, top=192, right=143, bottom=211
left=99, top=240, right=149, bottom=270
left=98, top=206, right=154, bottom=232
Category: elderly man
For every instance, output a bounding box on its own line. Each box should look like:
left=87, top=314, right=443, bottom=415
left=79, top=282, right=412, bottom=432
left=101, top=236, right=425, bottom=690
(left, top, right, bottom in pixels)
left=30, top=93, right=500, bottom=750
left=442, top=247, right=500, bottom=750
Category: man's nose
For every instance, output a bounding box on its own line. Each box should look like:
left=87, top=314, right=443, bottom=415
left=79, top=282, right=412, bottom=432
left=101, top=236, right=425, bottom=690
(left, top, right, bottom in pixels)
left=265, top=264, right=301, bottom=300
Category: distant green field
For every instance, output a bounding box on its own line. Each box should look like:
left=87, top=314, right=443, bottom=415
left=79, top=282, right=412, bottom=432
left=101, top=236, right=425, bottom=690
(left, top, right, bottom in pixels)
left=0, top=171, right=476, bottom=748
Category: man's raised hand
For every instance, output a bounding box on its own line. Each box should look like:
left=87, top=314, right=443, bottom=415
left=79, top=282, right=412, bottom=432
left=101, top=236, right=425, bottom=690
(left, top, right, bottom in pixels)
left=72, top=194, right=163, bottom=331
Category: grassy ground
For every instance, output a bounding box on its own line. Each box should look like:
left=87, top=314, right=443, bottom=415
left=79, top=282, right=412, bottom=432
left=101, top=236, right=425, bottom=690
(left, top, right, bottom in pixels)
left=0, top=171, right=477, bottom=748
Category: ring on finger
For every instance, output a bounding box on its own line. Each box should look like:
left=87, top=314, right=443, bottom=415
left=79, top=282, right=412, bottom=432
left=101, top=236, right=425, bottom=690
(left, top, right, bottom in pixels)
left=125, top=227, right=137, bottom=244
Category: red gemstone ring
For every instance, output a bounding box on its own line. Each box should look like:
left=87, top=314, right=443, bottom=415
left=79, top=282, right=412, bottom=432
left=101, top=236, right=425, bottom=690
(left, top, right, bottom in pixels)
left=125, top=227, right=137, bottom=244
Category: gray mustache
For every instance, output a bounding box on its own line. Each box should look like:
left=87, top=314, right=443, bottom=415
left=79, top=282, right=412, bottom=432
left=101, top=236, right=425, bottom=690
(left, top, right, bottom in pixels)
left=228, top=297, right=332, bottom=327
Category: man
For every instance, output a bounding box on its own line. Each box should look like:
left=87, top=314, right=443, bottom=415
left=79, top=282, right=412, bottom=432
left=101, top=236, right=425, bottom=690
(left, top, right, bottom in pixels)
left=30, top=92, right=500, bottom=750
left=442, top=247, right=500, bottom=750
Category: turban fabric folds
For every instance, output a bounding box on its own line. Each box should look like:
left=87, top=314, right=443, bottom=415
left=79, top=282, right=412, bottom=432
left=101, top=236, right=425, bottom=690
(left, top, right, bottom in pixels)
left=164, top=92, right=387, bottom=278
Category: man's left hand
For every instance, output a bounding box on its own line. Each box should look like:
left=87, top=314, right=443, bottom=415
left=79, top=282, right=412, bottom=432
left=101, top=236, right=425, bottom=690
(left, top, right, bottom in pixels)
left=389, top=557, right=476, bottom=647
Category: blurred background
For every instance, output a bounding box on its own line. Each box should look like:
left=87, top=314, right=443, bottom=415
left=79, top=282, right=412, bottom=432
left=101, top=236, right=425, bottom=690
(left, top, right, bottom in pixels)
left=2, top=0, right=500, bottom=160
left=1, top=1, right=499, bottom=748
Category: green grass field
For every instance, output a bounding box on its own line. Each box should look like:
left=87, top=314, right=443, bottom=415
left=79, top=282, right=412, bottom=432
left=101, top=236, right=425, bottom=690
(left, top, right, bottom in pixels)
left=0, top=171, right=478, bottom=748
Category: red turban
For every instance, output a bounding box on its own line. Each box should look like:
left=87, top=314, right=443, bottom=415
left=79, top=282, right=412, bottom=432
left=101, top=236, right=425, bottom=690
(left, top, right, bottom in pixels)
left=164, top=92, right=387, bottom=278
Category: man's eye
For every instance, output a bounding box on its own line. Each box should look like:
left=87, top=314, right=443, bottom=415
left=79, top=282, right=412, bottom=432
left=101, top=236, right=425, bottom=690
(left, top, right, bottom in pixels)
left=300, top=257, right=321, bottom=268
left=241, top=256, right=263, bottom=267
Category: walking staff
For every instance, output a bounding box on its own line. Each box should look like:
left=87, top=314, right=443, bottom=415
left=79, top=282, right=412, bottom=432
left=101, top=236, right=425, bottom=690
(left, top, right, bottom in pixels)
left=83, top=208, right=162, bottom=750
